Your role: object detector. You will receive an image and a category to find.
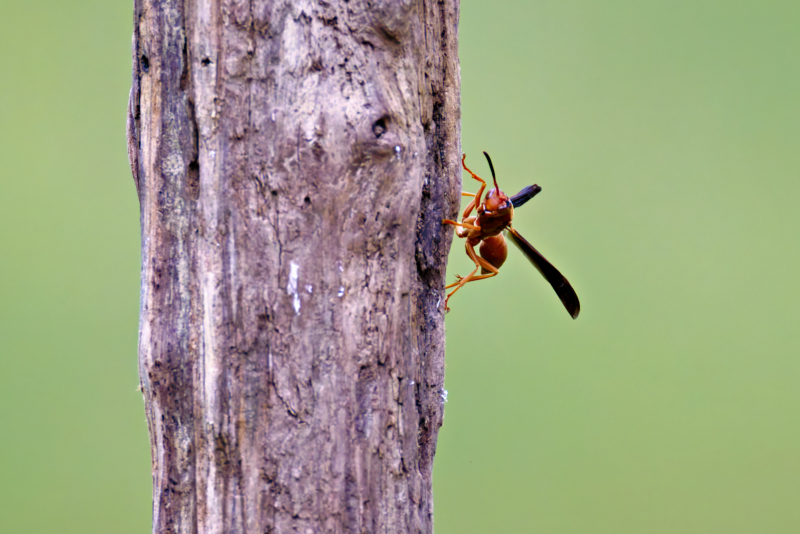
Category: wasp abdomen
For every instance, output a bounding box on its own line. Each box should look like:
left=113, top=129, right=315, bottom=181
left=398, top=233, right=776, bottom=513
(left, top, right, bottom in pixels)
left=479, top=234, right=507, bottom=273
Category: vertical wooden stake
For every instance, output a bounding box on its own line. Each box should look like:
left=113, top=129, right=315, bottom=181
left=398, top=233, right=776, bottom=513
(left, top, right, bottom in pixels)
left=127, top=0, right=461, bottom=531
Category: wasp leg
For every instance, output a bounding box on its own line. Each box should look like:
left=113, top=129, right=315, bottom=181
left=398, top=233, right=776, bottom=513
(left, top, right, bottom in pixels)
left=463, top=241, right=500, bottom=282
left=445, top=273, right=465, bottom=290
left=461, top=154, right=487, bottom=219
left=443, top=241, right=500, bottom=312
left=462, top=154, right=486, bottom=187
left=442, top=219, right=480, bottom=231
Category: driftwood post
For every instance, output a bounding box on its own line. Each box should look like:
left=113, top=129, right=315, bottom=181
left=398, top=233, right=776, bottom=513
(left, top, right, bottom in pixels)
left=127, top=0, right=460, bottom=532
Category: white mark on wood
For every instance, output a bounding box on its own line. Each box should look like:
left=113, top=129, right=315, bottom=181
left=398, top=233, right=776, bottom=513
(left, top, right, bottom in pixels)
left=338, top=260, right=344, bottom=273
left=338, top=286, right=345, bottom=297
left=394, top=145, right=402, bottom=159
left=203, top=273, right=220, bottom=424
left=202, top=271, right=225, bottom=529
left=288, top=261, right=301, bottom=314
left=305, top=284, right=313, bottom=294
left=441, top=390, right=448, bottom=404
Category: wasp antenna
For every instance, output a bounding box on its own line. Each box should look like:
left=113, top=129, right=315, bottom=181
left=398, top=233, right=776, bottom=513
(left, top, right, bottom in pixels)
left=483, top=151, right=499, bottom=194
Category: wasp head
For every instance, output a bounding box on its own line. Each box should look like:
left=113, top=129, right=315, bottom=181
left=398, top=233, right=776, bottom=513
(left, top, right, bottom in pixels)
left=478, top=152, right=514, bottom=219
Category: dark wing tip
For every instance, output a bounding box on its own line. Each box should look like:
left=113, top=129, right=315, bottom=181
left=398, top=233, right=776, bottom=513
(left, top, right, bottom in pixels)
left=547, top=273, right=580, bottom=319
left=564, top=291, right=580, bottom=319
left=553, top=277, right=581, bottom=319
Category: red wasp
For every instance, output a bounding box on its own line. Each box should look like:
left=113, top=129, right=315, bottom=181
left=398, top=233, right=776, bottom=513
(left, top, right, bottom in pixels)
left=442, top=152, right=580, bottom=318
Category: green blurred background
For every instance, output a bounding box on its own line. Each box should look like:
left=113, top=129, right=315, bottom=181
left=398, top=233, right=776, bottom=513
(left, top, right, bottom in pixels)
left=1, top=1, right=798, bottom=532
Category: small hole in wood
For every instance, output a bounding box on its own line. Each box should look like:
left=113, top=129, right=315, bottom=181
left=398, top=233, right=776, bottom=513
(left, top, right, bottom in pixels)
left=372, top=117, right=388, bottom=138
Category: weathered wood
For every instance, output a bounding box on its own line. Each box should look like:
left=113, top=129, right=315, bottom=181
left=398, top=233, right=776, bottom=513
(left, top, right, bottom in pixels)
left=127, top=0, right=460, bottom=532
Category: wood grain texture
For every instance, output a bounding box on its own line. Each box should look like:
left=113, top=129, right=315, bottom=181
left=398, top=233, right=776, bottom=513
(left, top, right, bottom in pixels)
left=127, top=0, right=460, bottom=532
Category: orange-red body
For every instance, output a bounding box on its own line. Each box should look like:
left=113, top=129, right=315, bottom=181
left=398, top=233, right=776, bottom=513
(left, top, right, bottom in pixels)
left=479, top=235, right=508, bottom=273
left=454, top=187, right=514, bottom=273
left=442, top=152, right=580, bottom=318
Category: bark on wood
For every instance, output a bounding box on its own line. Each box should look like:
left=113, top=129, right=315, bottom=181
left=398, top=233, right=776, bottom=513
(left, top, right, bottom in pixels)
left=127, top=0, right=460, bottom=532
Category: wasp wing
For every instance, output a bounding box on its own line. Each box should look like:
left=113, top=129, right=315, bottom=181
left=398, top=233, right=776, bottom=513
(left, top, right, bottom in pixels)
left=510, top=185, right=542, bottom=209
left=505, top=226, right=580, bottom=319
